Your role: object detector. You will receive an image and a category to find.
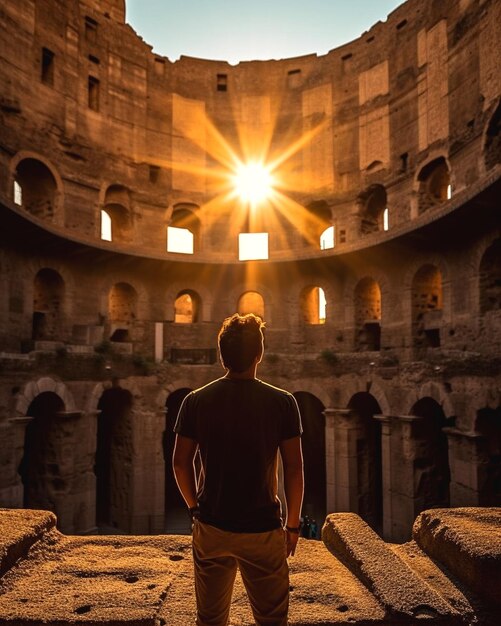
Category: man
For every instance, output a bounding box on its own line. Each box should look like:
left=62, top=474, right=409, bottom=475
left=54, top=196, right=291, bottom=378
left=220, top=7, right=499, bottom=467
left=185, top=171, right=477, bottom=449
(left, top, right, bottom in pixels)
left=173, top=313, right=304, bottom=626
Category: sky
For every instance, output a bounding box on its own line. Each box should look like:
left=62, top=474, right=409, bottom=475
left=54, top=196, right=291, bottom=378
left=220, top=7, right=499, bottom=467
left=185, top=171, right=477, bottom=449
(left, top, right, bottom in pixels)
left=125, top=0, right=404, bottom=65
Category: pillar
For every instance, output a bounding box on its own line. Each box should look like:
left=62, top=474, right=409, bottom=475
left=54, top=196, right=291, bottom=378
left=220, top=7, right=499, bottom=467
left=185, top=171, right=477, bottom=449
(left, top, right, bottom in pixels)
left=4, top=416, right=34, bottom=507
left=374, top=414, right=392, bottom=540
left=444, top=427, right=484, bottom=506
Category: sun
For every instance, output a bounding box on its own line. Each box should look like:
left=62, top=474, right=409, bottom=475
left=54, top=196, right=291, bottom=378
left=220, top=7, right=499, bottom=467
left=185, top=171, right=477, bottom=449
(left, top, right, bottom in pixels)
left=232, top=161, right=275, bottom=205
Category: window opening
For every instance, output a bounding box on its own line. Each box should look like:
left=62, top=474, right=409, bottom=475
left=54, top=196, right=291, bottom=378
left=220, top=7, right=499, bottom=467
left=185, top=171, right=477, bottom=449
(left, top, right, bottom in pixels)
left=101, top=209, right=112, bottom=241
left=41, top=48, right=54, bottom=86
left=320, top=226, right=335, bottom=250
left=88, top=54, right=100, bottom=64
left=301, top=286, right=326, bottom=325
left=383, top=208, right=389, bottom=231
left=14, top=180, right=22, bottom=206
left=339, top=229, right=346, bottom=243
left=447, top=184, right=452, bottom=200
left=85, top=16, right=98, bottom=42
left=167, top=226, right=194, bottom=254
left=238, top=291, right=265, bottom=319
left=400, top=152, right=408, bottom=172
left=217, top=74, right=227, bottom=92
left=88, top=76, right=100, bottom=111
left=238, top=232, right=269, bottom=261
left=149, top=165, right=160, bottom=183
left=174, top=291, right=200, bottom=323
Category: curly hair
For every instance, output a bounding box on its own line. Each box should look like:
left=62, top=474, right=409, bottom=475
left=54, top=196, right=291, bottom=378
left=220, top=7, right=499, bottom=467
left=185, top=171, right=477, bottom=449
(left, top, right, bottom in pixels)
left=218, top=313, right=265, bottom=373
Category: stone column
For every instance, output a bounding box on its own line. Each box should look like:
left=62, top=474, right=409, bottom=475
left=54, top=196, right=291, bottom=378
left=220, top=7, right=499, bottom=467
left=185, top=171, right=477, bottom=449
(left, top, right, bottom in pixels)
left=54, top=410, right=83, bottom=534
left=324, top=408, right=336, bottom=515
left=75, top=410, right=100, bottom=534
left=444, top=427, right=484, bottom=506
left=327, top=409, right=360, bottom=514
left=374, top=414, right=393, bottom=541
left=4, top=416, right=34, bottom=507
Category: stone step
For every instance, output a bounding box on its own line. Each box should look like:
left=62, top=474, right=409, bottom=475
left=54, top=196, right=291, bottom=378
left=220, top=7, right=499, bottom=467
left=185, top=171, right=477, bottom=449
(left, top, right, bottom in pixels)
left=322, top=512, right=464, bottom=623
left=413, top=507, right=501, bottom=608
left=0, top=508, right=56, bottom=577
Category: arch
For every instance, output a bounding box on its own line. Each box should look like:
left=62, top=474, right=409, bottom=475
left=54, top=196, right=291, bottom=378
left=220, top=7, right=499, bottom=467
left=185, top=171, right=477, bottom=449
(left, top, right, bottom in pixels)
left=18, top=391, right=66, bottom=521
left=475, top=406, right=501, bottom=506
left=354, top=277, right=381, bottom=351
left=15, top=377, right=75, bottom=416
left=164, top=388, right=193, bottom=533
left=411, top=264, right=443, bottom=349
left=484, top=99, right=501, bottom=171
left=300, top=285, right=326, bottom=325
left=416, top=157, right=451, bottom=214
left=9, top=151, right=64, bottom=223
left=410, top=397, right=451, bottom=512
left=347, top=392, right=383, bottom=532
left=357, top=184, right=387, bottom=234
left=103, top=184, right=132, bottom=243
left=32, top=268, right=65, bottom=341
left=237, top=291, right=265, bottom=319
left=174, top=290, right=201, bottom=323
left=479, top=237, right=501, bottom=314
left=13, top=158, right=58, bottom=221
left=303, top=200, right=332, bottom=248
left=167, top=204, right=201, bottom=254
left=95, top=384, right=134, bottom=530
left=108, top=282, right=138, bottom=342
left=293, top=391, right=326, bottom=530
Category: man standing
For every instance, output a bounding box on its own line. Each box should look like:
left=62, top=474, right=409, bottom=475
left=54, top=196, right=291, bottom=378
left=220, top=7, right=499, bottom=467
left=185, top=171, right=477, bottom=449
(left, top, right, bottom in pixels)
left=173, top=313, right=304, bottom=626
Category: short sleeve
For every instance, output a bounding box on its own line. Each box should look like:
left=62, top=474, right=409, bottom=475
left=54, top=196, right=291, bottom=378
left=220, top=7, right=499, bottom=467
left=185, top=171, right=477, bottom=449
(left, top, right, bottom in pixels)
left=173, top=392, right=198, bottom=440
left=280, top=393, right=303, bottom=441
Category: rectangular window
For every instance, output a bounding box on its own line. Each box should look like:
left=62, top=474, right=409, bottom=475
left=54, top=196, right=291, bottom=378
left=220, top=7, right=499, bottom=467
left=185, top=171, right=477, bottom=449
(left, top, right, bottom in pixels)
left=41, top=47, right=55, bottom=86
left=217, top=74, right=227, bottom=92
left=339, top=229, right=346, bottom=243
left=85, top=16, right=98, bottom=42
left=88, top=54, right=100, bottom=65
left=238, top=233, right=269, bottom=261
left=287, top=68, right=301, bottom=88
left=88, top=76, right=100, bottom=111
left=167, top=226, right=194, bottom=254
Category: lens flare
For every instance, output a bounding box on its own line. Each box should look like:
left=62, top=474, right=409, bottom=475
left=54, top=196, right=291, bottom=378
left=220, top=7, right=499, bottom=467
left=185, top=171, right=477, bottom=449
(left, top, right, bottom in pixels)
left=233, top=162, right=274, bottom=205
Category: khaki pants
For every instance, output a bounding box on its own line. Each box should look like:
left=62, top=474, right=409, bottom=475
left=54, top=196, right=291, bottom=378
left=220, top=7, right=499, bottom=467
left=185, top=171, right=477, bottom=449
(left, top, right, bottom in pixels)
left=192, top=521, right=289, bottom=626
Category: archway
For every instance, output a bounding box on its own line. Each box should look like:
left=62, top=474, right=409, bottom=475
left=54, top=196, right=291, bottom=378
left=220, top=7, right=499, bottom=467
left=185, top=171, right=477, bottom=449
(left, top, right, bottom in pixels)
left=410, top=397, right=451, bottom=512
left=479, top=238, right=501, bottom=314
left=103, top=184, right=132, bottom=242
left=95, top=384, right=133, bottom=531
left=108, top=282, right=137, bottom=342
left=237, top=291, right=265, bottom=319
left=167, top=205, right=200, bottom=254
left=354, top=277, right=381, bottom=350
left=32, top=268, right=65, bottom=341
left=293, top=392, right=326, bottom=532
left=417, top=157, right=451, bottom=213
left=300, top=286, right=326, bottom=325
left=411, top=264, right=443, bottom=349
left=14, top=158, right=58, bottom=220
left=164, top=388, right=193, bottom=533
left=303, top=200, right=331, bottom=248
left=347, top=392, right=382, bottom=532
left=476, top=407, right=501, bottom=506
left=357, top=184, right=387, bottom=234
left=174, top=290, right=201, bottom=323
left=18, top=392, right=65, bottom=516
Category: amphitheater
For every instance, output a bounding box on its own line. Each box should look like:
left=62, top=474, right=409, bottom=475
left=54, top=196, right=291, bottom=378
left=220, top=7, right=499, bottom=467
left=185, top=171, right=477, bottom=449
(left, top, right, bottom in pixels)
left=0, top=0, right=500, bottom=623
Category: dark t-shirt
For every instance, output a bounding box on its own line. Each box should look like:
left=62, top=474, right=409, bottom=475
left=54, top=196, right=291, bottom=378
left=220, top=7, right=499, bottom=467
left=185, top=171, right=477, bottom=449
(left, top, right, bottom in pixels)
left=174, top=377, right=302, bottom=532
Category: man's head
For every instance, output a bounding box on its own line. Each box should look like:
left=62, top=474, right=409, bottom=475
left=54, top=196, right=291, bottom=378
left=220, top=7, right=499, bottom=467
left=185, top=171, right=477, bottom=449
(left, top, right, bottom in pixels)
left=218, top=313, right=265, bottom=373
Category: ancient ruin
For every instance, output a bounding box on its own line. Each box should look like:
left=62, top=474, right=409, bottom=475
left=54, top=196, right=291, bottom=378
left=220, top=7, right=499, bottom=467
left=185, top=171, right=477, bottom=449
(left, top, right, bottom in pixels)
left=0, top=0, right=500, bottom=618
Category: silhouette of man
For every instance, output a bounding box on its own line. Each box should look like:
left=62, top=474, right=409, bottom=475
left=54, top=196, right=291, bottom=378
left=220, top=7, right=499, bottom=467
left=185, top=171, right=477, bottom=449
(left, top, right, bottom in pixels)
left=173, top=313, right=304, bottom=626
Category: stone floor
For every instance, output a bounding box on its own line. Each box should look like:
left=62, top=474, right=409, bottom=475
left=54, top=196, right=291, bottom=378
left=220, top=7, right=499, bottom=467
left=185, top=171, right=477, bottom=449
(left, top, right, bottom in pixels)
left=0, top=508, right=499, bottom=625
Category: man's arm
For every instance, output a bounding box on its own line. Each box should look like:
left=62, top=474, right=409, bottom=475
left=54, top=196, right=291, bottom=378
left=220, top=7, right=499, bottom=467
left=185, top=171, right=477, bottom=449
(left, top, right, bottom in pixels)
left=279, top=436, right=304, bottom=557
left=172, top=434, right=198, bottom=509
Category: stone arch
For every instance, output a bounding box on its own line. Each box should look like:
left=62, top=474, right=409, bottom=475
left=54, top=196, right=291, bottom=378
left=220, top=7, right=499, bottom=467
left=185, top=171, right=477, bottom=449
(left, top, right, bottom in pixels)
left=484, top=98, right=501, bottom=171
left=164, top=282, right=212, bottom=323
left=292, top=391, right=326, bottom=529
left=289, top=378, right=331, bottom=409
left=416, top=156, right=451, bottom=214
left=174, top=289, right=202, bottom=323
left=357, top=184, right=387, bottom=234
left=410, top=381, right=456, bottom=418
left=15, top=377, right=75, bottom=416
left=302, top=200, right=331, bottom=248
left=300, top=285, right=327, bottom=325
left=101, top=184, right=133, bottom=243
left=411, top=263, right=444, bottom=349
left=354, top=277, right=382, bottom=351
left=32, top=268, right=65, bottom=341
left=347, top=391, right=383, bottom=532
left=167, top=203, right=201, bottom=254
left=479, top=237, right=501, bottom=314
left=337, top=376, right=390, bottom=416
left=237, top=290, right=265, bottom=320
left=409, top=396, right=451, bottom=512
left=9, top=151, right=64, bottom=224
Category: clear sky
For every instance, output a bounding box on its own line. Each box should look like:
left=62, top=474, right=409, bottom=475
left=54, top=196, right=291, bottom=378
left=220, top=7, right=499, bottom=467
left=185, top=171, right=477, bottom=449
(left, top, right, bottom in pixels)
left=125, top=0, right=404, bottom=65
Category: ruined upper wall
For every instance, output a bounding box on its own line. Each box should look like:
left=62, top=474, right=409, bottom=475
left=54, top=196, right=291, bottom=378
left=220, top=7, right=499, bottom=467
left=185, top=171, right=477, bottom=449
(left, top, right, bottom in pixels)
left=0, top=0, right=499, bottom=262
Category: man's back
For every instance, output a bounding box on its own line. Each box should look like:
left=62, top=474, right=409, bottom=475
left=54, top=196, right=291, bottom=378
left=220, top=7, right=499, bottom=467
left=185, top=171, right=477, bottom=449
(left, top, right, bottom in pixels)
left=176, top=377, right=301, bottom=532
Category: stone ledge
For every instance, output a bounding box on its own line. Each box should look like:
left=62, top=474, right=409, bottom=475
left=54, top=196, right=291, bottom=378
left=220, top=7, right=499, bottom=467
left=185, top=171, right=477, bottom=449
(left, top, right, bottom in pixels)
left=0, top=508, right=56, bottom=578
left=322, top=512, right=462, bottom=623
left=413, top=507, right=501, bottom=607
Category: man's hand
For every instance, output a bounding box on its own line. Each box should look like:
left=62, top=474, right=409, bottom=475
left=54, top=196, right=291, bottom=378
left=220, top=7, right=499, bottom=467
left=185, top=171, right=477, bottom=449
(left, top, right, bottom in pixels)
left=285, top=528, right=299, bottom=557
